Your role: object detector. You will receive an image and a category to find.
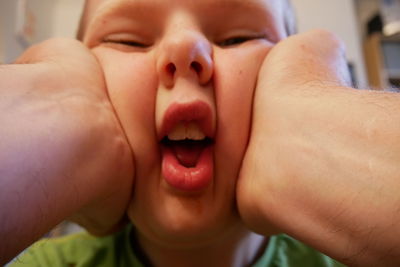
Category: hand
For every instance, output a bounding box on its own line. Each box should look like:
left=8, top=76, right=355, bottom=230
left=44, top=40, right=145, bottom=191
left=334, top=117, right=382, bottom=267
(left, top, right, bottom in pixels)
left=237, top=30, right=350, bottom=233
left=237, top=30, right=400, bottom=266
left=13, top=38, right=134, bottom=236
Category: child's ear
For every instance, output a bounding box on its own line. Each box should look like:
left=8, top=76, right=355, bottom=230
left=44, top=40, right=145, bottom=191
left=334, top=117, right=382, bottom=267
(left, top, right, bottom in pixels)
left=76, top=16, right=86, bottom=41
left=76, top=0, right=98, bottom=41
left=76, top=0, right=91, bottom=41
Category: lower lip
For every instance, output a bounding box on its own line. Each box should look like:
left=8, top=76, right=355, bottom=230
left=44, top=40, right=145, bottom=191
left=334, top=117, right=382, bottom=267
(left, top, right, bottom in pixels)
left=161, top=146, right=213, bottom=192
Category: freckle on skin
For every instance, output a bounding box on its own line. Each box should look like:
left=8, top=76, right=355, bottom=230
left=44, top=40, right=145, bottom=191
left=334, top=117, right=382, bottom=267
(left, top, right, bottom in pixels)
left=300, top=44, right=308, bottom=53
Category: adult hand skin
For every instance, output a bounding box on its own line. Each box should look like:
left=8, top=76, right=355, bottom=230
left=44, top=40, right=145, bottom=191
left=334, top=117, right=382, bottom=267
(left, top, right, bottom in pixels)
left=237, top=30, right=400, bottom=267
left=0, top=38, right=134, bottom=264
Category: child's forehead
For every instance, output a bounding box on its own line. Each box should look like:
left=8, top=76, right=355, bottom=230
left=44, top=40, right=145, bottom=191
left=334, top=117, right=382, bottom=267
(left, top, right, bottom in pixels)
left=81, top=0, right=286, bottom=39
left=87, top=0, right=278, bottom=8
left=84, top=0, right=284, bottom=21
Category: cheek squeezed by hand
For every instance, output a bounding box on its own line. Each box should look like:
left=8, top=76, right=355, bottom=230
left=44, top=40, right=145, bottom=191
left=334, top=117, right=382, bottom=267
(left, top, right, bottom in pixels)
left=236, top=29, right=400, bottom=266
left=237, top=30, right=351, bottom=235
left=10, top=38, right=134, bottom=236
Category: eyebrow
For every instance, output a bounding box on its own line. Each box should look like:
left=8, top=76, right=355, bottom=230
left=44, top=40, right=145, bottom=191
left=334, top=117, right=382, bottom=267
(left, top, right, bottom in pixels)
left=88, top=0, right=164, bottom=29
left=208, top=0, right=273, bottom=10
left=86, top=0, right=284, bottom=41
left=200, top=0, right=284, bottom=41
left=93, top=0, right=271, bottom=15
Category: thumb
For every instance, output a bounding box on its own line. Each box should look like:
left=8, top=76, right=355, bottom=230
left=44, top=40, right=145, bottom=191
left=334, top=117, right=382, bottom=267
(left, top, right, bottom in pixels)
left=258, top=29, right=352, bottom=92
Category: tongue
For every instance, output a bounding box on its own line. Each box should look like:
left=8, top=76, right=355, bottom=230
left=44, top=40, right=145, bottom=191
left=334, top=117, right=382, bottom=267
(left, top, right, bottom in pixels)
left=171, top=141, right=205, bottom=168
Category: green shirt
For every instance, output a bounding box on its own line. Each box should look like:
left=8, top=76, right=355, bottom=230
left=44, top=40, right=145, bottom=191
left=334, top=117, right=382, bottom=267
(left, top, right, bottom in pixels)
left=10, top=226, right=345, bottom=267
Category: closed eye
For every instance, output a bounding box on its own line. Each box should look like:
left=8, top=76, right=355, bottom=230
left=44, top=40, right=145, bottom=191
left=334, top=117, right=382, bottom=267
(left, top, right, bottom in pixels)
left=102, top=38, right=150, bottom=48
left=217, top=35, right=266, bottom=47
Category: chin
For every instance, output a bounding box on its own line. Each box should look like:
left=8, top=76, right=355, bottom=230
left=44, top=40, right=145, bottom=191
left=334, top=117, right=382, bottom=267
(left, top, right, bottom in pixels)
left=127, top=138, right=243, bottom=246
left=128, top=188, right=240, bottom=246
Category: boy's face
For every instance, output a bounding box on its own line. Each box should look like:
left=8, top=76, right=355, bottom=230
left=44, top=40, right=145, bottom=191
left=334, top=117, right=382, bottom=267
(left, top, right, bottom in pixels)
left=83, top=0, right=286, bottom=246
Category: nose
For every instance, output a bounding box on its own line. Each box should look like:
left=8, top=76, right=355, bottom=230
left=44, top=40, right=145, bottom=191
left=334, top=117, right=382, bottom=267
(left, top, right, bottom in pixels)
left=157, top=30, right=213, bottom=88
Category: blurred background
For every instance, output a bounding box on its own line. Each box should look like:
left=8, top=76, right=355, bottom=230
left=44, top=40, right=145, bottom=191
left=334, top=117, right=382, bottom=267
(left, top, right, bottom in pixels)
left=0, top=0, right=399, bottom=238
left=0, top=0, right=399, bottom=89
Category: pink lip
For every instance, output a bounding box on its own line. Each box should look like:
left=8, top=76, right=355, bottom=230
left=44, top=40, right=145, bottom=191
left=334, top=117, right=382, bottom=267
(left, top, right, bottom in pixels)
left=159, top=101, right=215, bottom=192
left=162, top=146, right=213, bottom=192
left=158, top=101, right=214, bottom=140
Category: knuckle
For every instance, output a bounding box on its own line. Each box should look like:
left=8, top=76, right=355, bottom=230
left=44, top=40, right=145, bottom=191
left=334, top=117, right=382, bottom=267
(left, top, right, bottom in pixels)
left=308, top=29, right=345, bottom=52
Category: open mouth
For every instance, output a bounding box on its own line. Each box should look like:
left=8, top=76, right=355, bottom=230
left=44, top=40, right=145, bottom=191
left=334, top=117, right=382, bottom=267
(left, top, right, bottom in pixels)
left=162, top=138, right=213, bottom=168
left=161, top=122, right=213, bottom=168
left=159, top=102, right=215, bottom=192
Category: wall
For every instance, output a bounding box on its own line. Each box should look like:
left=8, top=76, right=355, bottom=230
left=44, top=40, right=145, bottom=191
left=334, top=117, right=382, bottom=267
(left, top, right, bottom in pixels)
left=291, top=0, right=368, bottom=88
left=0, top=0, right=84, bottom=62
left=355, top=0, right=380, bottom=37
left=0, top=0, right=55, bottom=63
left=1, top=0, right=25, bottom=62
left=52, top=0, right=85, bottom=38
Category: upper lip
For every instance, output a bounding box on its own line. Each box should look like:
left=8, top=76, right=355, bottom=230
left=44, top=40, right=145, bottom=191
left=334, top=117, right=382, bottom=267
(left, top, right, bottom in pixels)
left=158, top=101, right=215, bottom=141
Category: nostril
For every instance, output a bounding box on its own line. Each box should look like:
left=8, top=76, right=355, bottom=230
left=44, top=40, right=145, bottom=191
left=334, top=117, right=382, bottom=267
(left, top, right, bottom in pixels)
left=191, top=61, right=203, bottom=74
left=166, top=63, right=176, bottom=75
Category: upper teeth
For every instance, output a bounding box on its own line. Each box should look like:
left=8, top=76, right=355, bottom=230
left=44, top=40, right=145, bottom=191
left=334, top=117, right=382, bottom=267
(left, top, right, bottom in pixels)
left=168, top=122, right=206, bottom=141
